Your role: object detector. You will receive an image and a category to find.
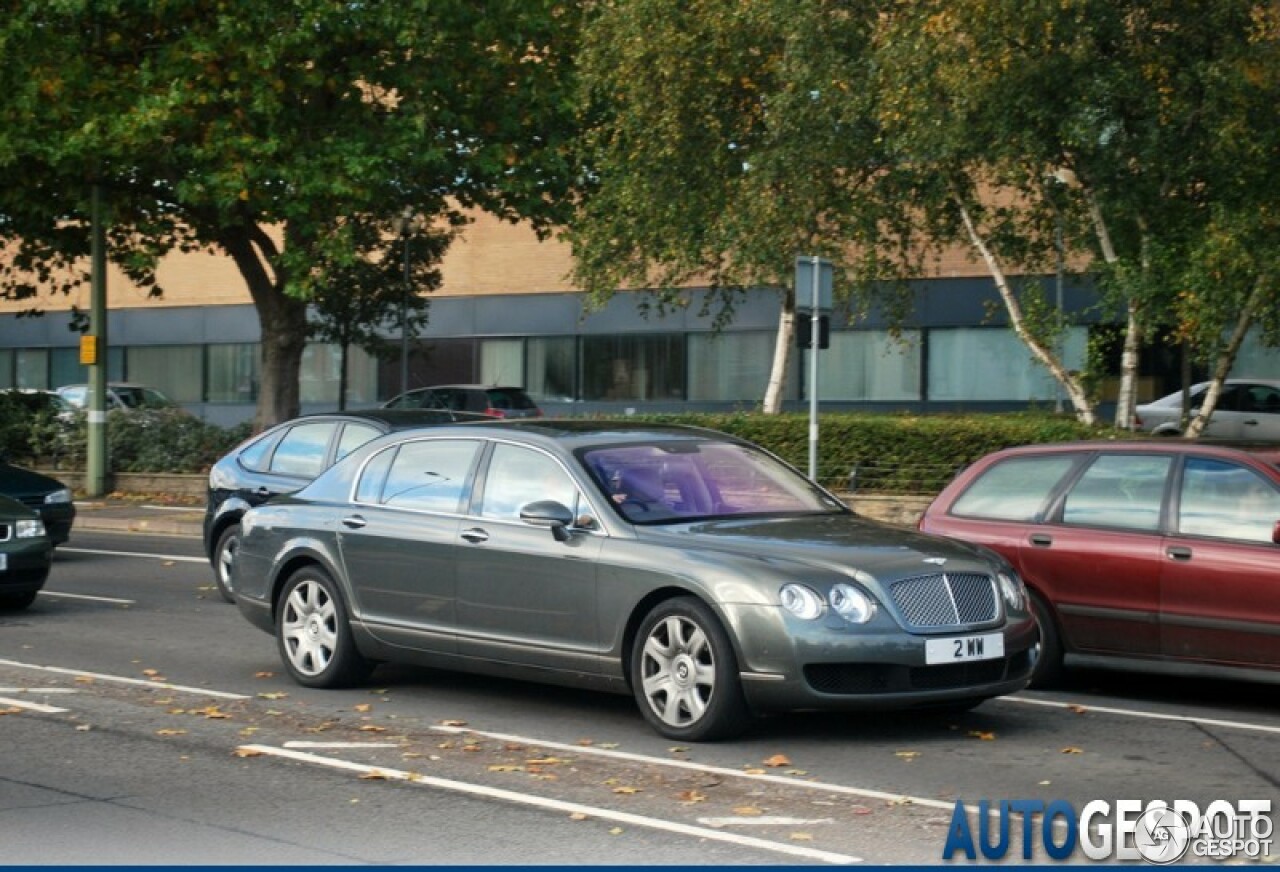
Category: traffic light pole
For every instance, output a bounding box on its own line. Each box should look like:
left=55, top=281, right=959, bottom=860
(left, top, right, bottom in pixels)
left=86, top=184, right=108, bottom=498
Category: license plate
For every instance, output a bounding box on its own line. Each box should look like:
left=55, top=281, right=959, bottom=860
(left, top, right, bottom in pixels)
left=0, top=553, right=7, bottom=571
left=926, top=633, right=1004, bottom=664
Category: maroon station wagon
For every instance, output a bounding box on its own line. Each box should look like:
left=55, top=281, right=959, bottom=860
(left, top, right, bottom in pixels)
left=919, top=441, right=1280, bottom=687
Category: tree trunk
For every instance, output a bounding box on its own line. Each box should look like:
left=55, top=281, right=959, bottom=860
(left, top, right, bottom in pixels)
left=957, top=201, right=1098, bottom=425
left=338, top=340, right=350, bottom=411
left=1184, top=277, right=1268, bottom=438
left=762, top=288, right=796, bottom=414
left=220, top=223, right=308, bottom=430
left=1084, top=189, right=1143, bottom=430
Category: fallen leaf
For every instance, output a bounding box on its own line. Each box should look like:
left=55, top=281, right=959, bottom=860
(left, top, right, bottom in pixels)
left=358, top=724, right=387, bottom=733
left=790, top=833, right=814, bottom=842
left=852, top=806, right=873, bottom=816
left=74, top=676, right=94, bottom=684
left=968, top=730, right=996, bottom=741
left=254, top=671, right=274, bottom=679
left=75, top=724, right=91, bottom=731
left=167, top=708, right=186, bottom=715
left=895, top=751, right=920, bottom=761
left=676, top=790, right=707, bottom=804
left=359, top=770, right=389, bottom=780
left=371, top=689, right=389, bottom=695
left=239, top=727, right=260, bottom=737
left=461, top=743, right=483, bottom=752
left=163, top=560, right=176, bottom=567
left=575, top=738, right=595, bottom=746
left=142, top=668, right=161, bottom=677
left=887, top=797, right=913, bottom=807
left=668, top=746, right=690, bottom=754
left=612, top=786, right=642, bottom=795
left=764, top=753, right=792, bottom=768
left=1039, top=780, right=1051, bottom=786
left=733, top=806, right=764, bottom=816
left=503, top=742, right=525, bottom=752
left=258, top=692, right=288, bottom=700
left=525, top=757, right=566, bottom=766
left=1068, top=704, right=1088, bottom=714
left=155, top=728, right=187, bottom=736
left=354, top=703, right=372, bottom=713
left=569, top=812, right=589, bottom=821
left=609, top=827, right=623, bottom=836
left=488, top=765, right=524, bottom=772
left=742, top=768, right=766, bottom=776
left=0, top=707, right=22, bottom=716
left=439, top=719, right=467, bottom=727
left=1061, top=746, right=1084, bottom=755
left=233, top=748, right=263, bottom=758
left=786, top=769, right=810, bottom=776
left=598, top=743, right=619, bottom=750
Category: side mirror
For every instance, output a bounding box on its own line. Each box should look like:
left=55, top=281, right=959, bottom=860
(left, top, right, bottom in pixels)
left=520, top=500, right=575, bottom=542
left=1273, top=521, right=1280, bottom=546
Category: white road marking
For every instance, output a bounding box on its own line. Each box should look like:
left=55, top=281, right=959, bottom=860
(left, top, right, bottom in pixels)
left=283, top=741, right=403, bottom=749
left=140, top=505, right=203, bottom=513
left=0, top=659, right=250, bottom=700
left=0, top=687, right=79, bottom=694
left=59, top=547, right=205, bottom=564
left=39, top=591, right=135, bottom=605
left=698, top=816, right=836, bottom=828
left=239, top=744, right=862, bottom=865
left=0, top=696, right=68, bottom=713
left=431, top=723, right=955, bottom=811
left=1003, top=694, right=1280, bottom=736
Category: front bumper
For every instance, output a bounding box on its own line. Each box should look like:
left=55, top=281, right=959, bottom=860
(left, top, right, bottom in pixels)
left=722, top=602, right=1039, bottom=713
left=39, top=502, right=75, bottom=545
left=1, top=539, right=52, bottom=594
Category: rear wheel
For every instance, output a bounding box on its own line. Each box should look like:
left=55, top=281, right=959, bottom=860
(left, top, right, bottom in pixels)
left=212, top=523, right=241, bottom=603
left=630, top=597, right=750, bottom=742
left=276, top=566, right=372, bottom=688
left=1028, top=590, right=1065, bottom=688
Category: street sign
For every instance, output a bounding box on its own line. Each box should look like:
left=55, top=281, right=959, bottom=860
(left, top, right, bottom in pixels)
left=794, top=256, right=833, bottom=313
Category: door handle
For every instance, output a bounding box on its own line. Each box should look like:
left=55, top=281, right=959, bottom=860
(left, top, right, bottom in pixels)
left=254, top=487, right=271, bottom=498
left=341, top=515, right=367, bottom=530
left=1029, top=533, right=1053, bottom=547
left=461, top=528, right=489, bottom=544
left=1166, top=546, right=1193, bottom=561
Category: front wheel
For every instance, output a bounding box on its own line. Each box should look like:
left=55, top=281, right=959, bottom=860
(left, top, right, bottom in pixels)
left=630, top=597, right=750, bottom=742
left=1028, top=590, right=1065, bottom=688
left=212, top=523, right=241, bottom=603
left=275, top=566, right=372, bottom=688
left=0, top=590, right=37, bottom=611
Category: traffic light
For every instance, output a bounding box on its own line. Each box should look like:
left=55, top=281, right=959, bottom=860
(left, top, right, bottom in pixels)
left=796, top=314, right=830, bottom=349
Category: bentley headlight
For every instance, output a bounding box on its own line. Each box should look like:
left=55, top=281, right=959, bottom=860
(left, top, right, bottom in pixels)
left=16, top=518, right=46, bottom=539
left=997, top=571, right=1025, bottom=611
left=43, top=488, right=72, bottom=505
left=830, top=583, right=876, bottom=624
left=780, top=583, right=825, bottom=620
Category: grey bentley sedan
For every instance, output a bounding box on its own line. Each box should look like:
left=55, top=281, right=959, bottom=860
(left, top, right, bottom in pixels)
left=233, top=421, right=1038, bottom=740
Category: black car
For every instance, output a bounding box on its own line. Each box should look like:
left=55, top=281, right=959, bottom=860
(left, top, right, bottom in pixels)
left=382, top=384, right=543, bottom=419
left=0, top=459, right=75, bottom=546
left=203, top=409, right=464, bottom=602
left=0, top=492, right=53, bottom=610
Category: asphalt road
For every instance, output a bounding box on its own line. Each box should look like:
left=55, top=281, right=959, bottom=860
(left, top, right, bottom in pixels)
left=1, top=528, right=1277, bottom=865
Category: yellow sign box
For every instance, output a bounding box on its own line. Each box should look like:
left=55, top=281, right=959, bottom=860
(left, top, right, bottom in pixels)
left=79, top=335, right=97, bottom=366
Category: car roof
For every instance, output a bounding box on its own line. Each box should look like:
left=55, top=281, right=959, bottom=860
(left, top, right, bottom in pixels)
left=389, top=418, right=748, bottom=449
left=287, top=408, right=467, bottom=431
left=979, top=439, right=1280, bottom=466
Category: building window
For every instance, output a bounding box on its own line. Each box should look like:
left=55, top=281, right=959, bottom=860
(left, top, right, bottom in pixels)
left=480, top=339, right=525, bottom=388
left=0, top=349, right=11, bottom=389
left=300, top=343, right=378, bottom=405
left=688, top=331, right=779, bottom=402
left=927, top=327, right=1086, bottom=401
left=14, top=349, right=50, bottom=390
left=49, top=346, right=126, bottom=391
left=526, top=337, right=577, bottom=403
left=125, top=346, right=203, bottom=404
left=819, top=330, right=922, bottom=401
left=207, top=343, right=260, bottom=404
left=1235, top=331, right=1280, bottom=379
left=582, top=334, right=685, bottom=402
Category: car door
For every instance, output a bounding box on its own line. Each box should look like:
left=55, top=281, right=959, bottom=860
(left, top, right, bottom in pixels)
left=1160, top=455, right=1280, bottom=668
left=337, top=437, right=482, bottom=652
left=1018, top=453, right=1172, bottom=657
left=454, top=441, right=605, bottom=672
left=1238, top=383, right=1280, bottom=441
left=1193, top=384, right=1247, bottom=438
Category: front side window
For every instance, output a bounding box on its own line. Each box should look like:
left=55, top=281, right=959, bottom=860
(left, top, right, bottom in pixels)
left=478, top=444, right=579, bottom=521
left=379, top=439, right=480, bottom=512
left=951, top=455, right=1079, bottom=522
left=269, top=422, right=339, bottom=477
left=1061, top=454, right=1171, bottom=532
left=1179, top=458, right=1280, bottom=543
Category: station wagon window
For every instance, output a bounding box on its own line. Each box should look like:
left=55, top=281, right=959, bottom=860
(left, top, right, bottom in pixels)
left=1061, top=454, right=1171, bottom=532
left=951, top=456, right=1078, bottom=521
left=478, top=444, right=579, bottom=521
left=378, top=439, right=480, bottom=513
left=1178, top=458, right=1280, bottom=543
left=335, top=422, right=382, bottom=462
left=269, top=422, right=338, bottom=477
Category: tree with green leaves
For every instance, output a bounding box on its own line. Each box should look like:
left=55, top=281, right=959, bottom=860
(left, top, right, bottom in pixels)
left=0, top=1, right=580, bottom=429
left=872, top=0, right=1280, bottom=429
left=570, top=0, right=900, bottom=413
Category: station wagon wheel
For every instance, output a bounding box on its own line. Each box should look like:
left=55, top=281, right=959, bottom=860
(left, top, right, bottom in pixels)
left=212, top=523, right=241, bottom=603
left=276, top=566, right=371, bottom=688
left=1028, top=590, right=1064, bottom=688
left=0, top=591, right=37, bottom=611
left=631, top=597, right=750, bottom=742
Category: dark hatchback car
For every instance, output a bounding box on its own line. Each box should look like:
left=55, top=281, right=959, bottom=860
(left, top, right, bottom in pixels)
left=203, top=409, right=466, bottom=602
left=0, top=492, right=53, bottom=610
left=920, top=441, right=1280, bottom=687
left=382, top=384, right=542, bottom=419
left=231, top=421, right=1037, bottom=741
left=0, top=459, right=75, bottom=546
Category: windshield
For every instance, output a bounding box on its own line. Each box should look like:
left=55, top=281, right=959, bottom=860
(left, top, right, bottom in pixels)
left=579, top=440, right=846, bottom=524
left=114, top=386, right=173, bottom=409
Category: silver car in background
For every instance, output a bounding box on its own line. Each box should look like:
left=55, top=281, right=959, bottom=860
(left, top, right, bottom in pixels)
left=1135, top=379, right=1280, bottom=439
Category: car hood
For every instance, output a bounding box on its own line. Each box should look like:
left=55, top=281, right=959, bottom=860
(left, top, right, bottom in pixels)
left=635, top=513, right=999, bottom=581
left=0, top=462, right=65, bottom=499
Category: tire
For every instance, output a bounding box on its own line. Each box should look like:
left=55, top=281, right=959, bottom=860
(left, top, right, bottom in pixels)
left=630, top=597, right=751, bottom=742
left=212, top=523, right=242, bottom=603
left=1028, top=590, right=1065, bottom=688
left=0, top=590, right=38, bottom=611
left=275, top=566, right=372, bottom=688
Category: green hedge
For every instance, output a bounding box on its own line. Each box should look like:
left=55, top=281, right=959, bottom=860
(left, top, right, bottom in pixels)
left=619, top=411, right=1127, bottom=493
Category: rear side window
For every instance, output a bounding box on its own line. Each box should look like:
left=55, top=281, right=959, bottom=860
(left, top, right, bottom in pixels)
left=269, top=422, right=338, bottom=477
left=378, top=439, right=480, bottom=513
left=1061, top=454, right=1171, bottom=531
left=951, top=456, right=1078, bottom=521
left=1179, top=458, right=1280, bottom=543
left=336, top=422, right=382, bottom=462
left=485, top=388, right=536, bottom=411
